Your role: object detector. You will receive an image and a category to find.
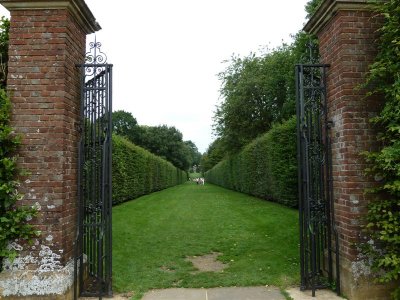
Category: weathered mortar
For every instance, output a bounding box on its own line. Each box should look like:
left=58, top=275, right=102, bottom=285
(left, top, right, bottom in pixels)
left=0, top=242, right=73, bottom=297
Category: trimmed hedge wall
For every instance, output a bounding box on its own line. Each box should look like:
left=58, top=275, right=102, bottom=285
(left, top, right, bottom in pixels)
left=205, top=117, right=298, bottom=208
left=112, top=135, right=187, bottom=205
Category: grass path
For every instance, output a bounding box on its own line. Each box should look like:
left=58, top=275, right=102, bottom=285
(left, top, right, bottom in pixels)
left=113, top=182, right=299, bottom=299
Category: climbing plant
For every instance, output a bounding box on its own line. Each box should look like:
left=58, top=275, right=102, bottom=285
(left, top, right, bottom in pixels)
left=0, top=89, right=38, bottom=271
left=360, top=0, right=400, bottom=298
left=0, top=17, right=9, bottom=89
left=0, top=17, right=38, bottom=271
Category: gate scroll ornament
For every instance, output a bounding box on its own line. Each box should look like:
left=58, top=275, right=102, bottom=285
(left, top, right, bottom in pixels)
left=295, top=50, right=340, bottom=296
left=74, top=39, right=113, bottom=299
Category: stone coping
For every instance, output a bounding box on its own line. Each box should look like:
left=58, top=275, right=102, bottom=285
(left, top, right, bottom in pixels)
left=1, top=0, right=101, bottom=34
left=304, top=0, right=380, bottom=34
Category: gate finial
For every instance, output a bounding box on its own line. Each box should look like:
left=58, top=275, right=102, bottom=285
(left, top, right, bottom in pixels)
left=306, top=38, right=318, bottom=64
left=85, top=36, right=108, bottom=65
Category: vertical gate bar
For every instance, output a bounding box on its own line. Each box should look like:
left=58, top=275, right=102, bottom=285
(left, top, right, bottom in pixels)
left=307, top=68, right=311, bottom=291
left=74, top=65, right=83, bottom=300
left=296, top=65, right=306, bottom=290
left=90, top=81, right=94, bottom=279
left=322, top=65, right=333, bottom=285
left=99, top=70, right=106, bottom=299
left=106, top=65, right=113, bottom=295
left=306, top=71, right=311, bottom=291
left=104, top=70, right=108, bottom=294
left=98, top=72, right=103, bottom=299
left=84, top=68, right=90, bottom=293
left=295, top=65, right=302, bottom=287
left=318, top=67, right=325, bottom=281
left=83, top=71, right=87, bottom=293
left=323, top=65, right=340, bottom=294
left=87, top=79, right=91, bottom=280
left=305, top=67, right=310, bottom=291
left=92, top=75, right=96, bottom=293
left=307, top=86, right=316, bottom=296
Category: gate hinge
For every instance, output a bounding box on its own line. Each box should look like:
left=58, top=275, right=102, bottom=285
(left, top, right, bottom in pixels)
left=327, top=120, right=334, bottom=129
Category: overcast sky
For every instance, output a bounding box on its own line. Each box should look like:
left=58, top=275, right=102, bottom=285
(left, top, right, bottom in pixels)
left=0, top=1, right=309, bottom=153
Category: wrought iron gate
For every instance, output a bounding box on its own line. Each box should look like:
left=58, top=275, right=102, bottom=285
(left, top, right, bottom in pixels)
left=74, top=41, right=113, bottom=299
left=295, top=64, right=340, bottom=296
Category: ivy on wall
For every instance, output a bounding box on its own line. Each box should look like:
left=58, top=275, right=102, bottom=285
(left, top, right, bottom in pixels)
left=0, top=89, right=38, bottom=271
left=360, top=0, right=400, bottom=298
left=0, top=17, right=9, bottom=89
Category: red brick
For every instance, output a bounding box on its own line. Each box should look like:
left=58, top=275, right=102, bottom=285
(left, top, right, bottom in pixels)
left=7, top=6, right=86, bottom=265
left=316, top=9, right=384, bottom=262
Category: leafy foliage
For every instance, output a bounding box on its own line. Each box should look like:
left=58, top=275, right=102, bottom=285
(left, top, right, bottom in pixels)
left=360, top=0, right=400, bottom=297
left=200, top=138, right=226, bottom=172
left=305, top=0, right=323, bottom=19
left=112, top=135, right=187, bottom=205
left=0, top=17, right=9, bottom=89
left=205, top=117, right=298, bottom=208
left=112, top=110, right=198, bottom=171
left=0, top=89, right=38, bottom=271
left=184, top=140, right=202, bottom=172
left=112, top=110, right=140, bottom=142
left=213, top=27, right=318, bottom=158
left=214, top=47, right=297, bottom=153
left=138, top=125, right=192, bottom=170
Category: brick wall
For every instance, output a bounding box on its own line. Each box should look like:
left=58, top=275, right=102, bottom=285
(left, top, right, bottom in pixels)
left=7, top=7, right=85, bottom=264
left=318, top=9, right=383, bottom=262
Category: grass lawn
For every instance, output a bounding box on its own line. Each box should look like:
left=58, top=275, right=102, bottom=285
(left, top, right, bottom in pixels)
left=112, top=182, right=299, bottom=299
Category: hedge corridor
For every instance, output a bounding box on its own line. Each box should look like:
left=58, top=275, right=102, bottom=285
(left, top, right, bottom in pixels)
left=112, top=135, right=187, bottom=205
left=205, top=117, right=298, bottom=208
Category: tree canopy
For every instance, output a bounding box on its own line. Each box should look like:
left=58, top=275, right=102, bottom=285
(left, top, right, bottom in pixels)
left=213, top=48, right=297, bottom=152
left=212, top=31, right=317, bottom=156
left=305, top=0, right=323, bottom=18
left=138, top=125, right=191, bottom=170
left=112, top=110, right=140, bottom=142
left=200, top=138, right=226, bottom=172
left=204, top=0, right=321, bottom=167
left=112, top=110, right=200, bottom=171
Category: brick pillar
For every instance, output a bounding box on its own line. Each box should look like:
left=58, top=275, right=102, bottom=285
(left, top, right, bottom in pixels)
left=304, top=1, right=394, bottom=299
left=0, top=0, right=100, bottom=298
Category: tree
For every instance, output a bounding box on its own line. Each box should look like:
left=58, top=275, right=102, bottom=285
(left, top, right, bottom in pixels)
left=111, top=110, right=198, bottom=171
left=112, top=110, right=142, bottom=144
left=305, top=0, right=323, bottom=19
left=214, top=46, right=298, bottom=153
left=201, top=138, right=226, bottom=172
left=184, top=140, right=202, bottom=171
left=139, top=125, right=191, bottom=170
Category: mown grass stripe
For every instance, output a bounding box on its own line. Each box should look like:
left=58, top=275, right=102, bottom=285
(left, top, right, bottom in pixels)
left=113, top=182, right=299, bottom=299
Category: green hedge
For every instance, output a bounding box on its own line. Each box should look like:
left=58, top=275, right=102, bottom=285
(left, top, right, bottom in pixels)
left=112, top=135, right=187, bottom=205
left=205, top=117, right=298, bottom=208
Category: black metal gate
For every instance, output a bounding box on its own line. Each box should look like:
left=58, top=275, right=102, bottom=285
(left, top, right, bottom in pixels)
left=74, top=40, right=113, bottom=299
left=295, top=63, right=340, bottom=296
